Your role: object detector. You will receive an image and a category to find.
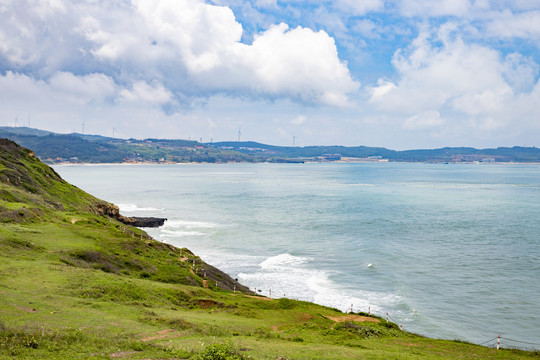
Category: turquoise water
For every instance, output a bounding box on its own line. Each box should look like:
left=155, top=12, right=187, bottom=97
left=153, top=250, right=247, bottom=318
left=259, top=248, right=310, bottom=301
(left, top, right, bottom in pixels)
left=55, top=162, right=540, bottom=349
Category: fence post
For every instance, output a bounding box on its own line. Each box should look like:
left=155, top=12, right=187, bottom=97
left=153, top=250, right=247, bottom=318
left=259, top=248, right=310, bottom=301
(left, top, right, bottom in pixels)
left=386, top=312, right=389, bottom=322
left=497, top=335, right=500, bottom=350
left=368, top=306, right=370, bottom=315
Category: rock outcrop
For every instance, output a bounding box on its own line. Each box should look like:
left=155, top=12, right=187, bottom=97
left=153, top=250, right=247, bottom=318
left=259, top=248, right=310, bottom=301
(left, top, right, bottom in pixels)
left=95, top=202, right=166, bottom=228
left=122, top=216, right=167, bottom=228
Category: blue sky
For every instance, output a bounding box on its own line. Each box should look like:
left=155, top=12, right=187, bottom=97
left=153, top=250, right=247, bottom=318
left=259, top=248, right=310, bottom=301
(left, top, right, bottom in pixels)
left=1, top=0, right=540, bottom=149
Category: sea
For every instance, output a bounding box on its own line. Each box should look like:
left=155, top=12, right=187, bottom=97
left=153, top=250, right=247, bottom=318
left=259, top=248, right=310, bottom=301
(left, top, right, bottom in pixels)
left=54, top=162, right=540, bottom=349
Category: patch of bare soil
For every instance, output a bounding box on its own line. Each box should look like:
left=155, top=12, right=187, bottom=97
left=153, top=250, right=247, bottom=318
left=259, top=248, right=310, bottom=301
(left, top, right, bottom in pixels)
left=297, top=313, right=313, bottom=321
left=141, top=329, right=179, bottom=342
left=17, top=306, right=37, bottom=313
left=197, top=299, right=226, bottom=308
left=325, top=314, right=380, bottom=323
left=271, top=324, right=286, bottom=332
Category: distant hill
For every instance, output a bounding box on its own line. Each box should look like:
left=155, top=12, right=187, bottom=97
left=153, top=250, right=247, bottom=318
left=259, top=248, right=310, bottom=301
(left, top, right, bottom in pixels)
left=210, top=141, right=540, bottom=163
left=0, top=126, right=260, bottom=163
left=2, top=126, right=540, bottom=163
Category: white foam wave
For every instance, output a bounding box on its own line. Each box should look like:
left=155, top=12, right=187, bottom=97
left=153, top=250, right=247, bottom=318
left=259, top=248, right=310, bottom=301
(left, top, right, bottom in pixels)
left=233, top=252, right=403, bottom=317
left=259, top=253, right=310, bottom=270
left=163, top=219, right=220, bottom=229
left=306, top=275, right=400, bottom=315
left=161, top=229, right=205, bottom=237
left=118, top=203, right=161, bottom=212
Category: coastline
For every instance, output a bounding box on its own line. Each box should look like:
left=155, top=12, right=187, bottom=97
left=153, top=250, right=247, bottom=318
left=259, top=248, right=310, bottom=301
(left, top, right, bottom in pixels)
left=50, top=160, right=540, bottom=166
left=60, top=162, right=540, bottom=349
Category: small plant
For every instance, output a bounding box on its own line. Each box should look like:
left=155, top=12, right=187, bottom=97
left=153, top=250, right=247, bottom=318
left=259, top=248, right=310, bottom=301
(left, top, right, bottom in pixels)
left=276, top=298, right=295, bottom=310
left=196, top=342, right=245, bottom=360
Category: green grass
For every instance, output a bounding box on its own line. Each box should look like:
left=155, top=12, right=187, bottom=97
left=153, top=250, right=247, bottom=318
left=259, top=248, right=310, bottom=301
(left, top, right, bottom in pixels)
left=1, top=139, right=539, bottom=359
left=2, top=220, right=539, bottom=359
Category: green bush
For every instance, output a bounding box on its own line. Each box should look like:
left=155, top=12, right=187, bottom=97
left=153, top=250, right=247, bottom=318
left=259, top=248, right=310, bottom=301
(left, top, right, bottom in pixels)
left=196, top=342, right=245, bottom=360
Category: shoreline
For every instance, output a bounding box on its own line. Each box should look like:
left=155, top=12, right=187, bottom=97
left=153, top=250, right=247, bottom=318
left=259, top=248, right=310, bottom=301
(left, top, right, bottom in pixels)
left=50, top=160, right=540, bottom=166
left=52, top=159, right=540, bottom=351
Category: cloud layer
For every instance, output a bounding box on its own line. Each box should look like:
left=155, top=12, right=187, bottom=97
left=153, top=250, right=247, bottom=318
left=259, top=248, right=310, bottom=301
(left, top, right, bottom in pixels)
left=1, top=0, right=540, bottom=148
left=0, top=0, right=357, bottom=108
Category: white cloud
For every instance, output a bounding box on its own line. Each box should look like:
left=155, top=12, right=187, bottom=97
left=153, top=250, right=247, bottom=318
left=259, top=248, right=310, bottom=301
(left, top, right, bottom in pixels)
left=0, top=71, right=117, bottom=107
left=370, top=25, right=511, bottom=114
left=352, top=19, right=381, bottom=38
left=0, top=0, right=357, bottom=107
left=396, top=0, right=472, bottom=17
left=369, top=79, right=396, bottom=100
left=246, top=23, right=359, bottom=105
left=132, top=0, right=244, bottom=73
left=48, top=72, right=116, bottom=103
left=2, top=0, right=540, bottom=148
left=502, top=53, right=539, bottom=93
left=119, top=81, right=174, bottom=105
left=292, top=115, right=307, bottom=125
left=489, top=0, right=540, bottom=11
left=253, top=0, right=278, bottom=9
left=0, top=70, right=182, bottom=136
left=403, top=110, right=445, bottom=130
left=368, top=22, right=540, bottom=139
left=335, top=0, right=384, bottom=16
left=484, top=10, right=540, bottom=41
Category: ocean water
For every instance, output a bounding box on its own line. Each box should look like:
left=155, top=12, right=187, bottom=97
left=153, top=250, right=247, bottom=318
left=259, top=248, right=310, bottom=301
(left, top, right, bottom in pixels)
left=55, top=162, right=540, bottom=349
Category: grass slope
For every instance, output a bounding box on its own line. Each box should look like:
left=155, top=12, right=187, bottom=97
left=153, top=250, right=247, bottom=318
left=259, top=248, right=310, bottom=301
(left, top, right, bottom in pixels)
left=0, top=139, right=538, bottom=359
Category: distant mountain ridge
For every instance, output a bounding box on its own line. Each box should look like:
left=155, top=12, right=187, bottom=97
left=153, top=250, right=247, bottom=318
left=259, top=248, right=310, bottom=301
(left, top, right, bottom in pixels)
left=1, top=126, right=540, bottom=163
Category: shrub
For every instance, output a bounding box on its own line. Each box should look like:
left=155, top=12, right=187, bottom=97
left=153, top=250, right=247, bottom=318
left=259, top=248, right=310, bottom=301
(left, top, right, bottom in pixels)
left=196, top=342, right=245, bottom=360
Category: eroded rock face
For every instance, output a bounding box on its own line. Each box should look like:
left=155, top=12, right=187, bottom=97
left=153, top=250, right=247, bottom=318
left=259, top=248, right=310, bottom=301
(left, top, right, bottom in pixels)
left=96, top=202, right=122, bottom=218
left=95, top=202, right=166, bottom=227
left=123, top=217, right=167, bottom=228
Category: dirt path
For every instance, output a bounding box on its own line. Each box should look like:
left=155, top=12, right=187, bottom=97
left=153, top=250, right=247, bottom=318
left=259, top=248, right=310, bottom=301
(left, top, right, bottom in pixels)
left=325, top=314, right=380, bottom=323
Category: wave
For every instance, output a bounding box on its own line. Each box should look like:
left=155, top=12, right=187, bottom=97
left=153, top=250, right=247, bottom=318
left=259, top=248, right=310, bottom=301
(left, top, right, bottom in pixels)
left=259, top=253, right=310, bottom=270
left=162, top=219, right=221, bottom=229
left=307, top=274, right=402, bottom=315
left=161, top=229, right=205, bottom=237
left=234, top=252, right=400, bottom=316
left=118, top=203, right=161, bottom=212
left=154, top=219, right=221, bottom=240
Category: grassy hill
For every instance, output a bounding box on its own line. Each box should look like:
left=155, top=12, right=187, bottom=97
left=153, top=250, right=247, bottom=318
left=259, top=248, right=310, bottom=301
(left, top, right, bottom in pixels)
left=0, top=127, right=261, bottom=164
left=3, top=126, right=540, bottom=164
left=0, top=138, right=538, bottom=359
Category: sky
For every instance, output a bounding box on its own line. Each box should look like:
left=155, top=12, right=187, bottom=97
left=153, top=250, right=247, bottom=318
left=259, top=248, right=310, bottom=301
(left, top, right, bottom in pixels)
left=1, top=0, right=540, bottom=149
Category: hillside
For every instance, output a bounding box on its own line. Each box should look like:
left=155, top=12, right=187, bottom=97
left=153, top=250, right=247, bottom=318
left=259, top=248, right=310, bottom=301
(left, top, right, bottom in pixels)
left=3, top=126, right=540, bottom=163
left=209, top=141, right=540, bottom=163
left=0, top=127, right=262, bottom=164
left=1, top=139, right=538, bottom=359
